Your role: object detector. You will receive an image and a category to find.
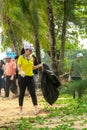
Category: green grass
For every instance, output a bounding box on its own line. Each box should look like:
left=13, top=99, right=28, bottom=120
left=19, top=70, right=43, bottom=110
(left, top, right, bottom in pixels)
left=2, top=93, right=87, bottom=130
left=15, top=94, right=87, bottom=130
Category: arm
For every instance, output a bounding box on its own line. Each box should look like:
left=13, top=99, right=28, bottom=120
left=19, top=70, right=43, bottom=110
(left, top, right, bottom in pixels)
left=17, top=64, right=25, bottom=77
left=13, top=62, right=16, bottom=75
left=17, top=56, right=25, bottom=77
left=17, top=64, right=22, bottom=72
left=33, top=63, right=43, bottom=70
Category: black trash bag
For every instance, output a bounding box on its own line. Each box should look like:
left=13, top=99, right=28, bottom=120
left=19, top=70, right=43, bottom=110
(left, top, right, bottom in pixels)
left=42, top=63, right=61, bottom=87
left=41, top=64, right=61, bottom=105
left=43, top=63, right=50, bottom=70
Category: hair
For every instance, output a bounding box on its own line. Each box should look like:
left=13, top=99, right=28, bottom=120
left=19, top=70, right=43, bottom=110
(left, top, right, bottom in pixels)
left=1, top=60, right=5, bottom=64
left=32, top=55, right=38, bottom=65
left=20, top=48, right=25, bottom=55
left=0, top=60, right=5, bottom=67
left=15, top=55, right=19, bottom=59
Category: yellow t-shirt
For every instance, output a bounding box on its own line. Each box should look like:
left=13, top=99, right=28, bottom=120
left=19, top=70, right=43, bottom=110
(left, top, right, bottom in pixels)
left=18, top=55, right=34, bottom=76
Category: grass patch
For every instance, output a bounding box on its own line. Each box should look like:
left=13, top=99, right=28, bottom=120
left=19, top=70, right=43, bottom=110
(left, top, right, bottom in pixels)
left=2, top=93, right=87, bottom=130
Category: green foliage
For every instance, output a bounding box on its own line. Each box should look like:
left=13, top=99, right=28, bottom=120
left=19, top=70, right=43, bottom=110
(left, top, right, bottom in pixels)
left=61, top=80, right=87, bottom=96
left=1, top=83, right=87, bottom=130
left=1, top=0, right=86, bottom=52
left=80, top=49, right=87, bottom=78
left=0, top=0, right=32, bottom=51
left=68, top=0, right=87, bottom=37
left=17, top=117, right=33, bottom=130
left=42, top=52, right=52, bottom=69
left=20, top=0, right=39, bottom=30
left=52, top=124, right=75, bottom=130
left=2, top=92, right=87, bottom=129
left=0, top=0, right=87, bottom=75
left=35, top=116, right=45, bottom=125
left=63, top=49, right=87, bottom=76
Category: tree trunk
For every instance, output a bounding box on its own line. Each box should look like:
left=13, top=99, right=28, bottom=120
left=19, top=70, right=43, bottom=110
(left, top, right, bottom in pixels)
left=8, top=26, right=20, bottom=55
left=34, top=28, right=42, bottom=83
left=46, top=0, right=58, bottom=76
left=59, top=0, right=68, bottom=74
left=34, top=29, right=41, bottom=64
left=3, top=15, right=20, bottom=55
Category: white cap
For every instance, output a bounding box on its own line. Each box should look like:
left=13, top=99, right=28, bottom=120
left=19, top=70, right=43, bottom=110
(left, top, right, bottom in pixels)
left=5, top=55, right=11, bottom=59
left=24, top=43, right=34, bottom=50
left=76, top=53, right=83, bottom=58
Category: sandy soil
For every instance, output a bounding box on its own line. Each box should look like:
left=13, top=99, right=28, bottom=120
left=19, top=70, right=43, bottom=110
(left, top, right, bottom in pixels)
left=0, top=89, right=87, bottom=130
left=0, top=89, right=46, bottom=127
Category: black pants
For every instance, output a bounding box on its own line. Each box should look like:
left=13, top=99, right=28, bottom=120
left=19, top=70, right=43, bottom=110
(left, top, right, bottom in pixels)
left=18, top=75, right=37, bottom=106
left=5, top=76, right=17, bottom=97
left=71, top=77, right=82, bottom=99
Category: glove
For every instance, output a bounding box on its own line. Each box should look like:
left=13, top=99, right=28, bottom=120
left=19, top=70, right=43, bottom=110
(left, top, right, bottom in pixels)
left=10, top=75, right=14, bottom=80
left=39, top=63, right=43, bottom=68
left=1, top=75, right=4, bottom=79
left=20, top=71, right=25, bottom=77
left=68, top=75, right=71, bottom=82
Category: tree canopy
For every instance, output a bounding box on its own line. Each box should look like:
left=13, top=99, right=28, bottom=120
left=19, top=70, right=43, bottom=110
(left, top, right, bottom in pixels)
left=0, top=0, right=87, bottom=74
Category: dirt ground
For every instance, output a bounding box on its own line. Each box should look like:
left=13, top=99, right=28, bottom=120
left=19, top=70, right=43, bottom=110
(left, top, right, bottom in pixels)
left=0, top=89, right=46, bottom=127
left=0, top=89, right=87, bottom=130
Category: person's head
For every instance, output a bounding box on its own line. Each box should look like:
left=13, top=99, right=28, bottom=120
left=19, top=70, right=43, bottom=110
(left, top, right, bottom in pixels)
left=76, top=53, right=83, bottom=60
left=24, top=43, right=34, bottom=56
left=5, top=55, right=11, bottom=62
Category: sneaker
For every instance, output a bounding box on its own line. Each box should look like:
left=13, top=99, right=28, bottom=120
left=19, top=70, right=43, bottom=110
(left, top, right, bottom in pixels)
left=18, top=111, right=23, bottom=115
left=34, top=105, right=40, bottom=115
left=35, top=109, right=39, bottom=115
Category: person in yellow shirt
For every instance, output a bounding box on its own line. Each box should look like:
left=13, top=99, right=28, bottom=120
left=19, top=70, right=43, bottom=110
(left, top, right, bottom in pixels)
left=17, top=43, right=43, bottom=115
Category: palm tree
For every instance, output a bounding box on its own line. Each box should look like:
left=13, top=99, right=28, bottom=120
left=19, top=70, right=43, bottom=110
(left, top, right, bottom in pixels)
left=59, top=0, right=68, bottom=74
left=20, top=0, right=41, bottom=63
left=0, top=0, right=30, bottom=54
left=46, top=0, right=58, bottom=75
